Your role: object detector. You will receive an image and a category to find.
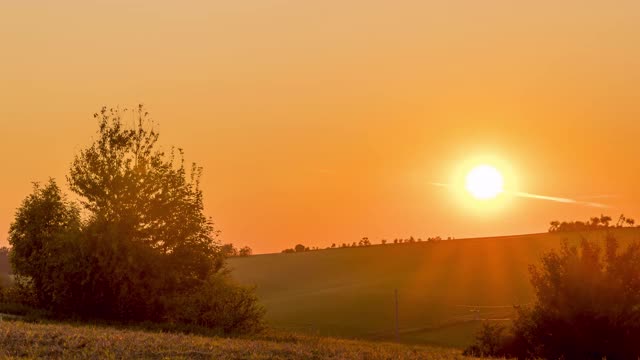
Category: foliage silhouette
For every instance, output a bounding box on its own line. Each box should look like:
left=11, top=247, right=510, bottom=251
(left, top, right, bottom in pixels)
left=549, top=214, right=636, bottom=233
left=0, top=247, right=10, bottom=275
left=221, top=243, right=253, bottom=257
left=221, top=243, right=239, bottom=257
left=8, top=180, right=82, bottom=309
left=465, top=235, right=640, bottom=359
left=238, top=246, right=253, bottom=257
left=7, top=106, right=263, bottom=332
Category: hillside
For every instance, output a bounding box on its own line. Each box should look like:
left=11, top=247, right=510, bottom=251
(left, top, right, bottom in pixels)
left=0, top=320, right=481, bottom=359
left=228, top=229, right=640, bottom=348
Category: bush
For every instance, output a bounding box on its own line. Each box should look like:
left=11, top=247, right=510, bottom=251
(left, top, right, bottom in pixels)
left=466, top=235, right=640, bottom=359
left=0, top=247, right=10, bottom=275
left=463, top=323, right=512, bottom=358
left=166, top=274, right=265, bottom=334
left=0, top=276, right=37, bottom=308
left=0, top=276, right=48, bottom=320
left=0, top=273, right=10, bottom=290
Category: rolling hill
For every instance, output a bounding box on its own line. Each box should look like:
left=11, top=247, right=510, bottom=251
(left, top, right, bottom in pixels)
left=228, top=229, right=640, bottom=348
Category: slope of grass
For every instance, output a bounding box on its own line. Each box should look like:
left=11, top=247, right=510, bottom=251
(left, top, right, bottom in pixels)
left=228, top=229, right=640, bottom=348
left=0, top=319, right=483, bottom=359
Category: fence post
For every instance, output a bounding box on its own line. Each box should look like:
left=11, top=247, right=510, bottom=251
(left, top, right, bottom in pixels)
left=395, top=288, right=399, bottom=342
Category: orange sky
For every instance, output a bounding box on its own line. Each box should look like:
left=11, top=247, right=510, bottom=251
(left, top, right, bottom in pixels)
left=1, top=1, right=640, bottom=253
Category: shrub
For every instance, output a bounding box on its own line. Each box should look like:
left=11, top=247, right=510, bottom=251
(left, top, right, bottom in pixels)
left=466, top=235, right=640, bottom=359
left=0, top=276, right=37, bottom=308
left=0, top=276, right=45, bottom=320
left=463, top=323, right=511, bottom=357
left=166, top=274, right=265, bottom=334
left=0, top=247, right=10, bottom=275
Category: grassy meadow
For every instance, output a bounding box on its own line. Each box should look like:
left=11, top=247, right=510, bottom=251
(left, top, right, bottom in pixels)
left=0, top=320, right=483, bottom=360
left=228, top=228, right=640, bottom=348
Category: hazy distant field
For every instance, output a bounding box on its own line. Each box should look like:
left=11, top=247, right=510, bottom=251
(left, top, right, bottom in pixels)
left=0, top=320, right=480, bottom=360
left=229, top=229, right=640, bottom=348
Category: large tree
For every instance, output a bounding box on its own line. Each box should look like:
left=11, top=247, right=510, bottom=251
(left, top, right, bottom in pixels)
left=6, top=106, right=261, bottom=326
left=68, top=106, right=222, bottom=293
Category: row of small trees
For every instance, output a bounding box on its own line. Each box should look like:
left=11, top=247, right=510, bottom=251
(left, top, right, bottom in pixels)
left=549, top=214, right=636, bottom=233
left=282, top=235, right=452, bottom=254
left=383, top=236, right=451, bottom=244
left=281, top=214, right=640, bottom=255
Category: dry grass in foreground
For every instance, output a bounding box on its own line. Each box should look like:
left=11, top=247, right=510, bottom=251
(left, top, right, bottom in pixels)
left=0, top=319, right=488, bottom=360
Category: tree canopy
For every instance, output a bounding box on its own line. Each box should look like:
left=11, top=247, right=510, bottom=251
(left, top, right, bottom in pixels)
left=6, top=106, right=263, bottom=331
left=68, top=107, right=223, bottom=294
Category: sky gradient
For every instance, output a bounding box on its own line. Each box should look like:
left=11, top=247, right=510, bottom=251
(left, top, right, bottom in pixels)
left=1, top=1, right=640, bottom=253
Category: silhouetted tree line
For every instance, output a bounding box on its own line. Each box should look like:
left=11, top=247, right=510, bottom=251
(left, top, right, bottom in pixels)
left=221, top=243, right=253, bottom=257
left=282, top=235, right=455, bottom=254
left=549, top=214, right=636, bottom=233
left=1, top=106, right=264, bottom=333
left=465, top=235, right=640, bottom=359
left=389, top=236, right=452, bottom=244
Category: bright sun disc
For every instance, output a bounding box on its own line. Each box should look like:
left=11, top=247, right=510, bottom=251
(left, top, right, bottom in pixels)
left=465, top=165, right=504, bottom=200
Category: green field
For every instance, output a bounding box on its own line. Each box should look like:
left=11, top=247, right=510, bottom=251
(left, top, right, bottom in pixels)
left=228, top=229, right=640, bottom=348
left=0, top=320, right=483, bottom=359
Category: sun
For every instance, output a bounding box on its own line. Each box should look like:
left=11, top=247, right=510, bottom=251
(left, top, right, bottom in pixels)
left=465, top=165, right=504, bottom=200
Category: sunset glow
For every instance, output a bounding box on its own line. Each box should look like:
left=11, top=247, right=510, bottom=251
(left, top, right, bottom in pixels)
left=2, top=3, right=640, bottom=357
left=1, top=1, right=640, bottom=254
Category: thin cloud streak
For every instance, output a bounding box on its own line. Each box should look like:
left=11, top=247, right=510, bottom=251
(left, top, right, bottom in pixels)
left=512, top=191, right=610, bottom=208
left=575, top=194, right=618, bottom=200
left=429, top=183, right=610, bottom=208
